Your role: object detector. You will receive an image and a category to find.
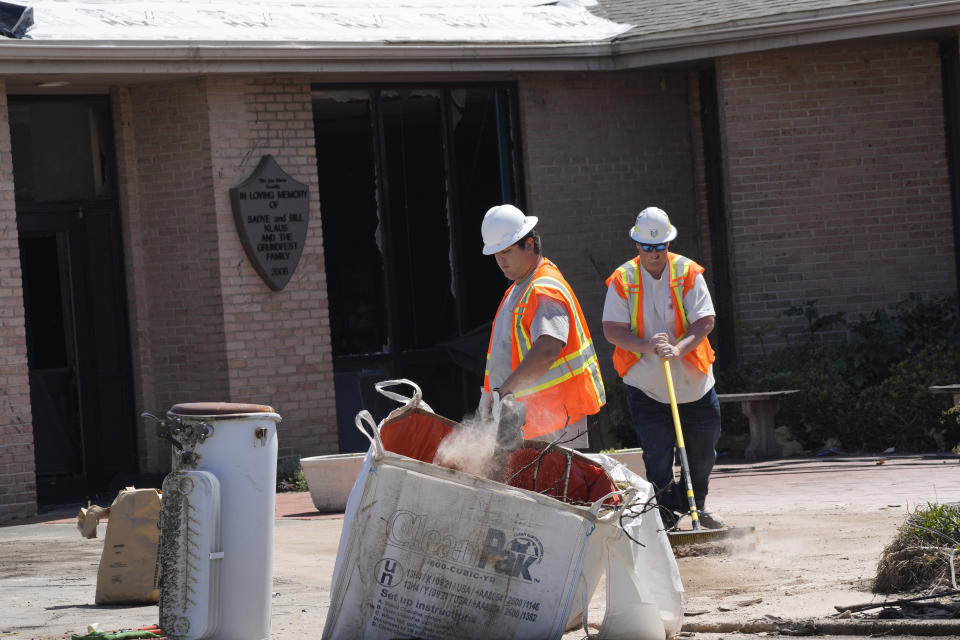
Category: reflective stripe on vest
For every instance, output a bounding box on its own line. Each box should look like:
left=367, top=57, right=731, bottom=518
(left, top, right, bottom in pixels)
left=511, top=275, right=604, bottom=401
left=608, top=253, right=714, bottom=377
left=616, top=254, right=692, bottom=337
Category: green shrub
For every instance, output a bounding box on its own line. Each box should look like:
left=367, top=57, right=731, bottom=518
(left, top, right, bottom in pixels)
left=718, top=295, right=960, bottom=454
left=903, top=502, right=960, bottom=544
left=946, top=406, right=960, bottom=434
left=276, top=457, right=308, bottom=492
left=853, top=343, right=960, bottom=452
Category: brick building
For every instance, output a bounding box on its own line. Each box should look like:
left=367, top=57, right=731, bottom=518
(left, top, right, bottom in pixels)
left=0, top=0, right=958, bottom=522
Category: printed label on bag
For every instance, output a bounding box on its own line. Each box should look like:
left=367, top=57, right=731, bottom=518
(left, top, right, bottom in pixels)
left=323, top=461, right=598, bottom=640
left=365, top=510, right=548, bottom=637
left=387, top=510, right=544, bottom=582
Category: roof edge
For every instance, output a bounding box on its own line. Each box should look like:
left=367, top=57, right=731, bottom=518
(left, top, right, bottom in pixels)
left=0, top=2, right=956, bottom=75
left=0, top=41, right=618, bottom=74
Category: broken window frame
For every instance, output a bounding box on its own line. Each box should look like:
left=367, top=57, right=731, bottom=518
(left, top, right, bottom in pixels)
left=312, top=81, right=525, bottom=425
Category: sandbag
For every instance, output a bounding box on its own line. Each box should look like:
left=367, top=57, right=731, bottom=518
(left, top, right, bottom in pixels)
left=95, top=487, right=162, bottom=605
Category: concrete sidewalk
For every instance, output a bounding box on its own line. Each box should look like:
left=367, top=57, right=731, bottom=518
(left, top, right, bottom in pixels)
left=706, top=453, right=960, bottom=514
left=2, top=453, right=959, bottom=639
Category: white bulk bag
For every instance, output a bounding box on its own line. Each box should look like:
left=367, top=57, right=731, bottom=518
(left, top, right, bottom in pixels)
left=585, top=454, right=685, bottom=639
left=323, top=379, right=683, bottom=640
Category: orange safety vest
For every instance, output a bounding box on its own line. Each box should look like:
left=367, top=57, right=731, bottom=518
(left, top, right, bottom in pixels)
left=605, top=252, right=716, bottom=379
left=484, top=259, right=606, bottom=438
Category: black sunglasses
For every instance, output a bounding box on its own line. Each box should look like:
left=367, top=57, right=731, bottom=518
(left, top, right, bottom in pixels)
left=639, top=242, right=668, bottom=253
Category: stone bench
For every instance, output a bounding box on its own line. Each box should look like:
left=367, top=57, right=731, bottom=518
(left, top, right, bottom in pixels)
left=717, top=390, right=799, bottom=461
left=929, top=384, right=960, bottom=407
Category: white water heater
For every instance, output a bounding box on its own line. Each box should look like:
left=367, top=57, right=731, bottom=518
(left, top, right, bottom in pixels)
left=147, top=402, right=280, bottom=640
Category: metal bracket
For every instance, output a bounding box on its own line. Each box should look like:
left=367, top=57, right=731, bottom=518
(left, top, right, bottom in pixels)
left=142, top=411, right=214, bottom=468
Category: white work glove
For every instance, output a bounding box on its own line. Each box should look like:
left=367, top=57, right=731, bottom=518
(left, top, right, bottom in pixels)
left=478, top=388, right=494, bottom=422
left=491, top=389, right=503, bottom=426
left=495, top=392, right=525, bottom=451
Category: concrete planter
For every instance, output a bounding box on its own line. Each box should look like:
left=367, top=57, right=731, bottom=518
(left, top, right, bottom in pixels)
left=607, top=448, right=646, bottom=479
left=300, top=452, right=366, bottom=513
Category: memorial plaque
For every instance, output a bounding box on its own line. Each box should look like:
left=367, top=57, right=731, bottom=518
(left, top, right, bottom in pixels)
left=229, top=155, right=309, bottom=291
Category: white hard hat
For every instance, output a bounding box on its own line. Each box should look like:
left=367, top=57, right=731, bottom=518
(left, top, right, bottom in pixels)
left=481, top=205, right=538, bottom=255
left=629, top=206, right=677, bottom=244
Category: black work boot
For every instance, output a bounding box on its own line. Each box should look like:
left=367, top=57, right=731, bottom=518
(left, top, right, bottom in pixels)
left=696, top=500, right=726, bottom=529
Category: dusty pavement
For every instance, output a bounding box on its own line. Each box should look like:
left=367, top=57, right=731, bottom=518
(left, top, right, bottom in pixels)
left=2, top=453, right=960, bottom=639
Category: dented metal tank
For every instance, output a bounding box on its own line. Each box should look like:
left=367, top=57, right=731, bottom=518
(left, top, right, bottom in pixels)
left=146, top=402, right=280, bottom=640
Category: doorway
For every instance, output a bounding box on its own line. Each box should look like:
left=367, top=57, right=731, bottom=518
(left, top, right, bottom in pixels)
left=11, top=96, right=137, bottom=505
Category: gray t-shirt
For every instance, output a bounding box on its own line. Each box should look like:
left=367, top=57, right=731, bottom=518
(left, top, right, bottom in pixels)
left=486, top=259, right=588, bottom=446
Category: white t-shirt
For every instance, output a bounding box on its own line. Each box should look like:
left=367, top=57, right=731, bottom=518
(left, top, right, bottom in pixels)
left=487, top=260, right=589, bottom=446
left=602, top=263, right=716, bottom=404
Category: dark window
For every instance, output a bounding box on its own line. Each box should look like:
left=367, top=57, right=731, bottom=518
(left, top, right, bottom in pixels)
left=9, top=99, right=116, bottom=203
left=19, top=234, right=73, bottom=370
left=381, top=89, right=455, bottom=351
left=313, top=84, right=523, bottom=445
left=312, top=91, right=388, bottom=357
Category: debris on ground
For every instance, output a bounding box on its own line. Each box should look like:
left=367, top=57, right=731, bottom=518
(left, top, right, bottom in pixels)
left=874, top=502, right=960, bottom=594
left=70, top=624, right=165, bottom=640
left=849, top=502, right=960, bottom=620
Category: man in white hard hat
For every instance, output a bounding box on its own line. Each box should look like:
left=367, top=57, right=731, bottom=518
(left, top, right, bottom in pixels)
left=479, top=204, right=605, bottom=448
left=601, top=206, right=724, bottom=529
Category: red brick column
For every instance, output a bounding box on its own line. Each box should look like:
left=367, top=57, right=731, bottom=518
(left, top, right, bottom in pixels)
left=116, top=76, right=337, bottom=472
left=0, top=81, right=37, bottom=521
left=113, top=86, right=159, bottom=473
left=206, top=75, right=337, bottom=461
left=115, top=78, right=228, bottom=472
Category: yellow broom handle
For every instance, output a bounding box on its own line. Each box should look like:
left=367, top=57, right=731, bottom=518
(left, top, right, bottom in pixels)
left=662, top=359, right=685, bottom=447
left=663, top=358, right=701, bottom=530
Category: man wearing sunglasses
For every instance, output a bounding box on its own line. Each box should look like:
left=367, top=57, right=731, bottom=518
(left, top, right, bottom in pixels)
left=601, top=206, right=723, bottom=529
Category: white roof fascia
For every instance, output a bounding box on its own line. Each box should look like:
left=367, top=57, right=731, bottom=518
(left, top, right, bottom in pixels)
left=0, top=2, right=958, bottom=75
left=0, top=41, right=618, bottom=74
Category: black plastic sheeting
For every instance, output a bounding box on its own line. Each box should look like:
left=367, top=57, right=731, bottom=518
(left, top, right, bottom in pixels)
left=438, top=321, right=491, bottom=378
left=0, top=2, right=32, bottom=39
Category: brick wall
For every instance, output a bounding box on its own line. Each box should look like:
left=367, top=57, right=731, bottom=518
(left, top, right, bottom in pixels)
left=516, top=70, right=700, bottom=446
left=116, top=78, right=229, bottom=472
left=717, top=40, right=956, bottom=358
left=206, top=76, right=336, bottom=461
left=113, top=87, right=156, bottom=473
left=117, top=76, right=336, bottom=471
left=517, top=71, right=700, bottom=364
left=0, top=80, right=37, bottom=521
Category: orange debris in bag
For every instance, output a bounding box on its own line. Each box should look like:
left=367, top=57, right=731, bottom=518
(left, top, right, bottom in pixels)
left=507, top=446, right=621, bottom=506
left=377, top=406, right=619, bottom=506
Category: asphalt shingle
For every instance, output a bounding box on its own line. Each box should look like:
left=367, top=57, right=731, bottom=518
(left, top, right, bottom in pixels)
left=592, top=0, right=960, bottom=40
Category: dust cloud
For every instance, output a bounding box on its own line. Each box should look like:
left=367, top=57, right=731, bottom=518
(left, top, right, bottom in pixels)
left=433, top=414, right=503, bottom=481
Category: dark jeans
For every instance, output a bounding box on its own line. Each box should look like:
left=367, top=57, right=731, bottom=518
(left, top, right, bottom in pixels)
left=625, top=384, right=721, bottom=512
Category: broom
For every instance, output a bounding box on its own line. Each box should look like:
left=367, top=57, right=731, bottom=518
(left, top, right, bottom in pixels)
left=662, top=359, right=754, bottom=546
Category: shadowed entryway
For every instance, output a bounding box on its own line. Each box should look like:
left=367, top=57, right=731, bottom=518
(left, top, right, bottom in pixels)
left=12, top=96, right=137, bottom=504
